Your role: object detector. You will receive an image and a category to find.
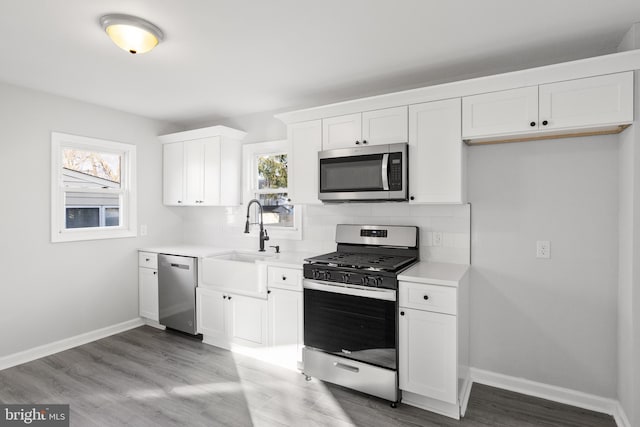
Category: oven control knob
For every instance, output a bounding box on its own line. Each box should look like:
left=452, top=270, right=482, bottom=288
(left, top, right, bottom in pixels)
left=313, top=270, right=321, bottom=280
left=324, top=271, right=331, bottom=281
left=374, top=277, right=383, bottom=287
left=341, top=273, right=351, bottom=283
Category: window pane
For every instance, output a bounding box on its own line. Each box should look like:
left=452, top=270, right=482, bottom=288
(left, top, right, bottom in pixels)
left=65, top=192, right=120, bottom=229
left=105, top=207, right=120, bottom=227
left=66, top=208, right=99, bottom=228
left=257, top=193, right=293, bottom=227
left=62, top=148, right=121, bottom=189
left=257, top=154, right=288, bottom=190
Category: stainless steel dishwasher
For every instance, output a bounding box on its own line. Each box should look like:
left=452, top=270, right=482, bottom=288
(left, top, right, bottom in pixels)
left=158, top=254, right=199, bottom=335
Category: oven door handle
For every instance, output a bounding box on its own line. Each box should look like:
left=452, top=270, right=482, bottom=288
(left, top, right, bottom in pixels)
left=381, top=153, right=390, bottom=191
left=303, top=279, right=396, bottom=301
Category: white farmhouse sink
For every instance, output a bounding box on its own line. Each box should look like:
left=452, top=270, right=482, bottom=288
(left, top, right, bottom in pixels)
left=200, top=251, right=273, bottom=295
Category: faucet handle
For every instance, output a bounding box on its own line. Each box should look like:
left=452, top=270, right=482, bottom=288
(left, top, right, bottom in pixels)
left=263, top=229, right=269, bottom=241
left=269, top=245, right=280, bottom=254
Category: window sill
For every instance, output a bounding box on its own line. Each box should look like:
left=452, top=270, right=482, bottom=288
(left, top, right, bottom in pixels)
left=51, top=227, right=137, bottom=243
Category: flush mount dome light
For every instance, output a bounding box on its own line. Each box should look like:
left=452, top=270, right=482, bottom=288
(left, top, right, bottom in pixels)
left=100, top=14, right=164, bottom=54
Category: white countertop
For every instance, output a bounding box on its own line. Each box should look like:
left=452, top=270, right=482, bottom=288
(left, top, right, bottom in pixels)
left=139, top=245, right=312, bottom=269
left=398, top=262, right=469, bottom=287
left=138, top=245, right=230, bottom=258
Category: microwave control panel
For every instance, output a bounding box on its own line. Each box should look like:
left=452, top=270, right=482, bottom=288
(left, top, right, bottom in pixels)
left=388, top=153, right=403, bottom=191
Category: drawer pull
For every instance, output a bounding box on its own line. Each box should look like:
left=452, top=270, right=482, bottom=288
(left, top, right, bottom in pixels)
left=423, top=295, right=430, bottom=300
left=145, top=258, right=150, bottom=261
left=153, top=271, right=157, bottom=275
left=282, top=275, right=287, bottom=281
left=333, top=362, right=359, bottom=373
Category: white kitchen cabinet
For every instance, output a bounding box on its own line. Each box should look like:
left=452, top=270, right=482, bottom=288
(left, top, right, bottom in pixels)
left=267, top=288, right=303, bottom=363
left=160, top=126, right=246, bottom=206
left=462, top=86, right=538, bottom=139
left=398, top=276, right=469, bottom=420
left=288, top=120, right=322, bottom=205
left=538, top=72, right=634, bottom=131
left=322, top=106, right=408, bottom=149
left=196, top=287, right=267, bottom=349
left=399, top=307, right=457, bottom=403
left=138, top=251, right=159, bottom=323
left=462, top=72, right=633, bottom=143
left=408, top=98, right=466, bottom=204
left=266, top=265, right=304, bottom=368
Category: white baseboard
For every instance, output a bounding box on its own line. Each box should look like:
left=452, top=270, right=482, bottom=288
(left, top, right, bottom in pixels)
left=613, top=401, right=631, bottom=427
left=459, top=374, right=473, bottom=417
left=470, top=367, right=619, bottom=420
left=141, top=318, right=166, bottom=330
left=0, top=318, right=145, bottom=371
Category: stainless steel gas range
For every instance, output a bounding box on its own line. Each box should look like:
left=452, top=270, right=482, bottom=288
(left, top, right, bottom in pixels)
left=302, top=224, right=419, bottom=406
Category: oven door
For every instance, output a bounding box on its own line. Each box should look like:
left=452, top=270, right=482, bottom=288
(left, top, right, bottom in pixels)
left=318, top=143, right=407, bottom=201
left=303, top=280, right=397, bottom=370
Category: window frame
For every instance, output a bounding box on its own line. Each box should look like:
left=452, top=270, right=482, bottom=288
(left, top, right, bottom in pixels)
left=51, top=132, right=137, bottom=243
left=242, top=140, right=301, bottom=240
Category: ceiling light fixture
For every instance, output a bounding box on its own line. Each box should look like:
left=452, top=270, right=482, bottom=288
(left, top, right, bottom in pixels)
left=100, top=14, right=164, bottom=55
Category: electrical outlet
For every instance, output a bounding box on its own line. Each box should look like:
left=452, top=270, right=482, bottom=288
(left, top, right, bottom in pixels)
left=536, top=240, right=550, bottom=259
left=140, top=224, right=148, bottom=236
left=433, top=232, right=443, bottom=247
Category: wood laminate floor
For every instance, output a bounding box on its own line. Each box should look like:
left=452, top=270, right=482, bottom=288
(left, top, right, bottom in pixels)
left=0, top=326, right=616, bottom=426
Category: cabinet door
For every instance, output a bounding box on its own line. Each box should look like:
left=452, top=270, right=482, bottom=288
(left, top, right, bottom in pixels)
left=362, top=106, right=408, bottom=145
left=196, top=288, right=227, bottom=340
left=201, top=137, right=221, bottom=205
left=322, top=113, right=362, bottom=149
left=163, top=142, right=184, bottom=205
left=288, top=120, right=322, bottom=205
left=139, top=268, right=159, bottom=321
left=219, top=137, right=242, bottom=206
left=539, top=72, right=634, bottom=131
left=228, top=294, right=267, bottom=347
left=462, top=86, right=538, bottom=138
left=409, top=98, right=465, bottom=203
left=399, top=308, right=457, bottom=404
left=268, top=289, right=303, bottom=364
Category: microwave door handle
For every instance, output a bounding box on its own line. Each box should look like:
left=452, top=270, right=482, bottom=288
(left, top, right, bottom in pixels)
left=381, top=153, right=389, bottom=190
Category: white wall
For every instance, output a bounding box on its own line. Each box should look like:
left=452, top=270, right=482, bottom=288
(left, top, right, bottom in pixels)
left=467, top=136, right=620, bottom=398
left=0, top=82, right=183, bottom=358
left=181, top=203, right=471, bottom=264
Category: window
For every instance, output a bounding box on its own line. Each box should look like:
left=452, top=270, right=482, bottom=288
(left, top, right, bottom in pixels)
left=243, top=140, right=301, bottom=240
left=51, top=132, right=137, bottom=242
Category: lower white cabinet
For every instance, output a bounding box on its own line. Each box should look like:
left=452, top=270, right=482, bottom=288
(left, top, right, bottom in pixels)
left=196, top=287, right=268, bottom=349
left=138, top=252, right=159, bottom=322
left=398, top=277, right=469, bottom=420
left=399, top=308, right=457, bottom=403
left=268, top=288, right=303, bottom=365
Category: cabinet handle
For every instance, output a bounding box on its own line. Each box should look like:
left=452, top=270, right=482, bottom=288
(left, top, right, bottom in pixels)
left=145, top=258, right=150, bottom=261
left=530, top=121, right=536, bottom=127
left=400, top=311, right=405, bottom=316
left=267, top=290, right=271, bottom=294
left=282, top=276, right=287, bottom=281
left=410, top=196, right=415, bottom=201
left=355, top=140, right=361, bottom=145
left=228, top=296, right=232, bottom=300
left=177, top=200, right=182, bottom=204
left=362, top=140, right=368, bottom=144
left=542, top=120, right=548, bottom=126
left=287, top=198, right=292, bottom=202
left=223, top=295, right=227, bottom=299
left=153, top=271, right=157, bottom=275
left=423, top=295, right=429, bottom=300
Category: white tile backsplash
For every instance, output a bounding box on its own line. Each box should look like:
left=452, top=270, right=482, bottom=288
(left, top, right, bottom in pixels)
left=182, top=203, right=471, bottom=264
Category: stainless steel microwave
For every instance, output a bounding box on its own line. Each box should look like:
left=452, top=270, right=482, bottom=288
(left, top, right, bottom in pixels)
left=318, top=143, right=408, bottom=202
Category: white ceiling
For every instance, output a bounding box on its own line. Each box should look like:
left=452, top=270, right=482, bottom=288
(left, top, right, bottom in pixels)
left=1, top=1, right=639, bottom=126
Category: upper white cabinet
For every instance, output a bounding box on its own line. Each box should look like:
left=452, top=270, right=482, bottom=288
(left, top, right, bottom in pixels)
left=462, top=72, right=633, bottom=143
left=409, top=98, right=466, bottom=204
left=160, top=126, right=246, bottom=206
left=288, top=120, right=322, bottom=205
left=322, top=106, right=408, bottom=150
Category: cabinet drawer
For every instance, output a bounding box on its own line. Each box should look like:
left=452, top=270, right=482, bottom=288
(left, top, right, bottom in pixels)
left=138, top=252, right=158, bottom=269
left=268, top=266, right=302, bottom=291
left=399, top=281, right=457, bottom=315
